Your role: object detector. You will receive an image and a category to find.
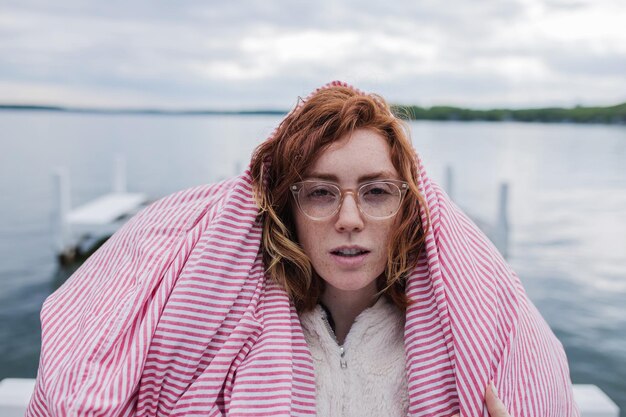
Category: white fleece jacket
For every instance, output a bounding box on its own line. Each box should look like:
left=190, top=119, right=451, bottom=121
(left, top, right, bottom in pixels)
left=299, top=297, right=409, bottom=417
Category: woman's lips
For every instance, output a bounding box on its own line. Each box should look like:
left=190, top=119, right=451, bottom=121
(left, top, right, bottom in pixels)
left=329, top=247, right=371, bottom=268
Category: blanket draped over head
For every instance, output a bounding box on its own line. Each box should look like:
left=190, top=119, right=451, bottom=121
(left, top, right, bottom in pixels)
left=27, top=82, right=578, bottom=417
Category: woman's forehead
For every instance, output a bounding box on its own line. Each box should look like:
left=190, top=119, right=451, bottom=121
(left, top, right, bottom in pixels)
left=302, top=129, right=399, bottom=182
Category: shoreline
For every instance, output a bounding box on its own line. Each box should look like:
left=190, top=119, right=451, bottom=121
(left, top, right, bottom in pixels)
left=1, top=102, right=625, bottom=124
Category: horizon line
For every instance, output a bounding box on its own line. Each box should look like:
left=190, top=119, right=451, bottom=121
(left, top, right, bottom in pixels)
left=1, top=100, right=625, bottom=115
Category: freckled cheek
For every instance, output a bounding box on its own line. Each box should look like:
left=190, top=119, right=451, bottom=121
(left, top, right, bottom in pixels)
left=374, top=222, right=395, bottom=267
left=294, top=221, right=326, bottom=264
left=301, top=234, right=333, bottom=278
left=309, top=229, right=330, bottom=263
left=375, top=221, right=394, bottom=245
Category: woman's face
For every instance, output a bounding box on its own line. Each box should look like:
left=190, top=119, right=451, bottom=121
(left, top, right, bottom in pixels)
left=293, top=128, right=400, bottom=301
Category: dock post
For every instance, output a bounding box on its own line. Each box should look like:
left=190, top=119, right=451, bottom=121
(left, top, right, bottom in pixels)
left=53, top=167, right=74, bottom=264
left=445, top=165, right=454, bottom=200
left=495, top=183, right=509, bottom=258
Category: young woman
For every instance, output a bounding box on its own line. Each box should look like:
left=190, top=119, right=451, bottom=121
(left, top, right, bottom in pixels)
left=27, top=82, right=578, bottom=416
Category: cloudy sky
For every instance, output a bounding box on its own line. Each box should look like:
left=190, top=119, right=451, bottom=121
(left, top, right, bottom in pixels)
left=1, top=0, right=625, bottom=109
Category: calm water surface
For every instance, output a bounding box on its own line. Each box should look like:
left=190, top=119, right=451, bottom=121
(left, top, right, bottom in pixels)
left=1, top=112, right=625, bottom=413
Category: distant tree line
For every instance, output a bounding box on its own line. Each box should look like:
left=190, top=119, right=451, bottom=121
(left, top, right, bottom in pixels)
left=392, top=102, right=626, bottom=124
left=3, top=102, right=626, bottom=124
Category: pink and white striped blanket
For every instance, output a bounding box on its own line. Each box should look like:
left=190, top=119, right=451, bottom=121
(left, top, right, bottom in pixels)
left=27, top=84, right=579, bottom=417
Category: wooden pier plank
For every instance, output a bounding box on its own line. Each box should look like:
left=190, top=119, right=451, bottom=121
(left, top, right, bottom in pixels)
left=67, top=192, right=147, bottom=226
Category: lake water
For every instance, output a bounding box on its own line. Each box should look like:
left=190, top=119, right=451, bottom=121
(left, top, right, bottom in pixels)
left=1, top=111, right=625, bottom=414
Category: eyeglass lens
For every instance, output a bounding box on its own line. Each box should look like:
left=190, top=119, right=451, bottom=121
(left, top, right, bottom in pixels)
left=297, top=182, right=403, bottom=218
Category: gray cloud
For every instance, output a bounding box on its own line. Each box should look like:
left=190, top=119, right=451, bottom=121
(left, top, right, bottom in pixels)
left=0, top=0, right=624, bottom=108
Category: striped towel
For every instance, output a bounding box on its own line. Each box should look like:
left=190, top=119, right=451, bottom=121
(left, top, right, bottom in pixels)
left=27, top=83, right=579, bottom=417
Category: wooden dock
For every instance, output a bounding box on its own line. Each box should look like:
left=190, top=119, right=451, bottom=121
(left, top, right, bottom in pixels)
left=0, top=378, right=618, bottom=417
left=54, top=156, right=149, bottom=264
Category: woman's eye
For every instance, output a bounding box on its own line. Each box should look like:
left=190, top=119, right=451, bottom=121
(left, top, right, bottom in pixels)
left=307, top=187, right=337, bottom=199
left=311, top=189, right=329, bottom=196
left=363, top=185, right=391, bottom=196
left=366, top=187, right=388, bottom=195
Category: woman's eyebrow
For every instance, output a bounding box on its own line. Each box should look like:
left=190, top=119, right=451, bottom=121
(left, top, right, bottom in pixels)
left=305, top=171, right=396, bottom=182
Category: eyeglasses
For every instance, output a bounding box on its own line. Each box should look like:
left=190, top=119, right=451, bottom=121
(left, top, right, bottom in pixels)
left=290, top=180, right=409, bottom=220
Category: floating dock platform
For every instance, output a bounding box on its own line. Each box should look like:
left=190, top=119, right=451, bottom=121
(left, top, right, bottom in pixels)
left=54, top=156, right=149, bottom=264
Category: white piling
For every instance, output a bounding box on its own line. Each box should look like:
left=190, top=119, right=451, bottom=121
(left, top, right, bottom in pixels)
left=495, top=182, right=509, bottom=258
left=52, top=167, right=72, bottom=256
left=445, top=165, right=454, bottom=200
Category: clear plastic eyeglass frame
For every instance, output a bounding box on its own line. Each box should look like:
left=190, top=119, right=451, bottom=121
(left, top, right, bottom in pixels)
left=290, top=179, right=409, bottom=220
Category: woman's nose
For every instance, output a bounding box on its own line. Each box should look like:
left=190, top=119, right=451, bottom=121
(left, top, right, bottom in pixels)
left=335, top=193, right=364, bottom=232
